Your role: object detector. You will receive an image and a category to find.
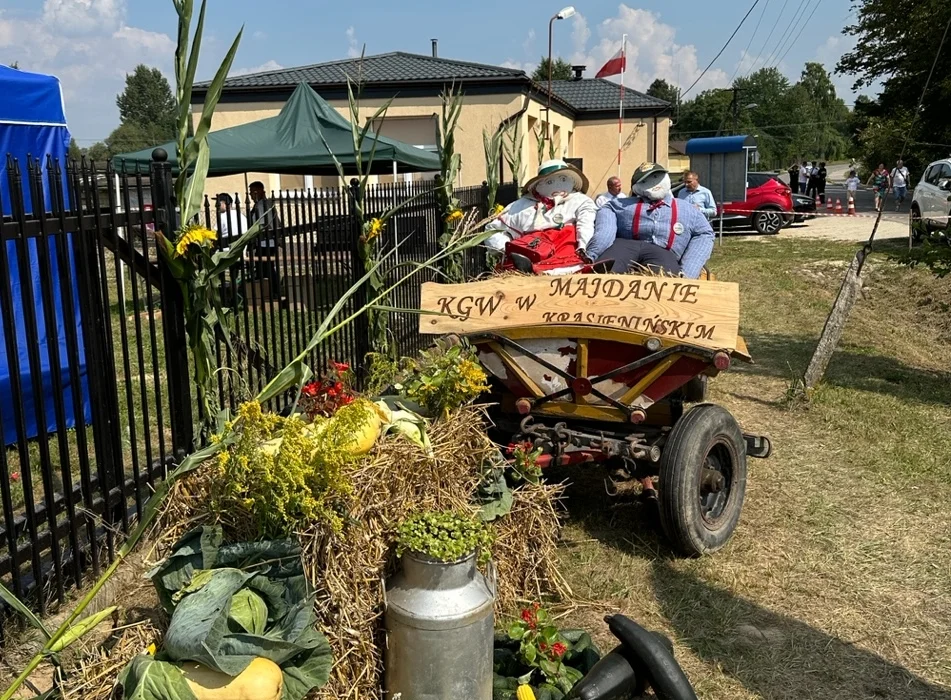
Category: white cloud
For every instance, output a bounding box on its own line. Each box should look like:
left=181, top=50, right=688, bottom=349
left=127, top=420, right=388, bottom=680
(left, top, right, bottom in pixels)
left=232, top=59, right=284, bottom=77
left=0, top=0, right=176, bottom=143
left=523, top=28, right=536, bottom=56
left=42, top=0, right=124, bottom=34
left=500, top=60, right=534, bottom=74
left=568, top=5, right=729, bottom=96
left=252, top=30, right=267, bottom=41
left=346, top=26, right=360, bottom=58
left=571, top=13, right=590, bottom=60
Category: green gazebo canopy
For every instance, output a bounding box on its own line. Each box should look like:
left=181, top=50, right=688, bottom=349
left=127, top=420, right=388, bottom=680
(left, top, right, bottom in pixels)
left=112, top=82, right=441, bottom=176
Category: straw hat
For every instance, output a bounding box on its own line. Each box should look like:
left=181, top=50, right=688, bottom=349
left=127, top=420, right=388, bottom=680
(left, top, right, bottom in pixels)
left=522, top=159, right=589, bottom=196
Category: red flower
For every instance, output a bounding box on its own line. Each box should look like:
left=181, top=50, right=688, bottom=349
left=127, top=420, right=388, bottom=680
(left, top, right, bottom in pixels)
left=340, top=394, right=354, bottom=406
left=10, top=472, right=20, bottom=483
left=552, top=642, right=567, bottom=657
left=332, top=361, right=350, bottom=373
left=506, top=443, right=518, bottom=455
left=539, top=642, right=548, bottom=651
left=520, top=608, right=534, bottom=623
left=333, top=381, right=343, bottom=393
left=302, top=382, right=319, bottom=397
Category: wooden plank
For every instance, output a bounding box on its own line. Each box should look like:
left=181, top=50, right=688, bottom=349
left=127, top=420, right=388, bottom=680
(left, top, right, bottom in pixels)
left=420, top=274, right=740, bottom=352
left=486, top=341, right=545, bottom=399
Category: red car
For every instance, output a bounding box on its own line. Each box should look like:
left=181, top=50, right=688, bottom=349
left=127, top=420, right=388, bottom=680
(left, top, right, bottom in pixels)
left=674, top=172, right=794, bottom=235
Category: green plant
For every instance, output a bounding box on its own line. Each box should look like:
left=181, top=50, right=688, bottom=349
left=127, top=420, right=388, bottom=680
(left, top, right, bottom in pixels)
left=402, top=342, right=490, bottom=418
left=212, top=401, right=355, bottom=537
left=506, top=604, right=584, bottom=694
left=506, top=440, right=543, bottom=483
left=484, top=126, right=504, bottom=210
left=436, top=85, right=466, bottom=283
left=397, top=510, right=494, bottom=564
left=503, top=120, right=526, bottom=188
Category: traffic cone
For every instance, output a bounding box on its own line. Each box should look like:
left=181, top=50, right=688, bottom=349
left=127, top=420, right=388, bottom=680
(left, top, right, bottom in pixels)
left=815, top=194, right=821, bottom=208
left=847, top=194, right=856, bottom=216
left=835, top=198, right=843, bottom=214
left=826, top=197, right=834, bottom=212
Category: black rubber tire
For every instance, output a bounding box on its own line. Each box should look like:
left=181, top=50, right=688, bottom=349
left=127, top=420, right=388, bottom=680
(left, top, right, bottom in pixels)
left=658, top=404, right=747, bottom=557
left=752, top=208, right=784, bottom=235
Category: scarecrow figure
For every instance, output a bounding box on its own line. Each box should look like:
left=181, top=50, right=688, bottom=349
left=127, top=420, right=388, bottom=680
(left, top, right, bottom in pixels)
left=485, top=159, right=597, bottom=274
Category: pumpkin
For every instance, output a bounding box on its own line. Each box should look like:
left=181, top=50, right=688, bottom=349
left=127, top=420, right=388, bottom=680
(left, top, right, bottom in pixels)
left=181, top=657, right=283, bottom=700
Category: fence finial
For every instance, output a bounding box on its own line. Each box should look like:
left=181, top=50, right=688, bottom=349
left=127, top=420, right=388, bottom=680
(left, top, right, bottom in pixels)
left=152, top=148, right=168, bottom=163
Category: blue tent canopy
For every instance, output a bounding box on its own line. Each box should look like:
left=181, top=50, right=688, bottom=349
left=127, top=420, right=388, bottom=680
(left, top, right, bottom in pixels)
left=685, top=135, right=757, bottom=155
left=0, top=65, right=90, bottom=446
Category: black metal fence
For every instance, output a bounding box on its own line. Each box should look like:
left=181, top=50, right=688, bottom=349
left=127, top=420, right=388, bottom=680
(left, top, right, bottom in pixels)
left=0, top=151, right=517, bottom=625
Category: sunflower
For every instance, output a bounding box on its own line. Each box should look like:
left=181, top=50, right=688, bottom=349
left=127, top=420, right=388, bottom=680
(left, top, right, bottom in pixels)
left=491, top=203, right=505, bottom=216
left=174, top=224, right=217, bottom=257
left=364, top=218, right=384, bottom=242
left=445, top=208, right=464, bottom=223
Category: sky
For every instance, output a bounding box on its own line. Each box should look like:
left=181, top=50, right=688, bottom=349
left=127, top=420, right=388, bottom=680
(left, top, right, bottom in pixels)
left=0, top=0, right=877, bottom=146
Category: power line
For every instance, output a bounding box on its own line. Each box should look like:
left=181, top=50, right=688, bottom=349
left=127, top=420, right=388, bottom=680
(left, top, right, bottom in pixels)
left=671, top=117, right=850, bottom=138
left=744, top=0, right=790, bottom=77
left=728, top=0, right=770, bottom=85
left=681, top=0, right=763, bottom=99
left=772, top=0, right=823, bottom=70
left=760, top=0, right=809, bottom=70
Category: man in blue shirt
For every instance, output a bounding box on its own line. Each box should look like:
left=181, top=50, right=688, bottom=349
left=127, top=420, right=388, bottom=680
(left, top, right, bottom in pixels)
left=587, top=163, right=715, bottom=278
left=677, top=171, right=717, bottom=220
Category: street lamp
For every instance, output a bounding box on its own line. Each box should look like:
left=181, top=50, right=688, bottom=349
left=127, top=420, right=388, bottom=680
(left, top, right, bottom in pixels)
left=547, top=6, right=576, bottom=157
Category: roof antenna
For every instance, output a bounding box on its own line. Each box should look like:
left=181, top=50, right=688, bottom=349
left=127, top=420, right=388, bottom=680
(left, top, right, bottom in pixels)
left=431, top=39, right=438, bottom=58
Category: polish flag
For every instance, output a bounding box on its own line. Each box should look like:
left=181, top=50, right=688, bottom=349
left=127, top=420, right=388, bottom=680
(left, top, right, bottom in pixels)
left=596, top=48, right=626, bottom=79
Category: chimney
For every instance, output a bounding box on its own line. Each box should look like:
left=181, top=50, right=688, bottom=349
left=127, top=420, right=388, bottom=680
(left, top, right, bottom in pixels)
left=432, top=39, right=438, bottom=58
left=572, top=65, right=585, bottom=80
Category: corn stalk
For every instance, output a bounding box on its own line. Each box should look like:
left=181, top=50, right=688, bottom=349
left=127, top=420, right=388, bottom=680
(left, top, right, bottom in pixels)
left=503, top=119, right=526, bottom=188
left=483, top=126, right=503, bottom=211
left=436, top=85, right=465, bottom=283
left=533, top=124, right=547, bottom=171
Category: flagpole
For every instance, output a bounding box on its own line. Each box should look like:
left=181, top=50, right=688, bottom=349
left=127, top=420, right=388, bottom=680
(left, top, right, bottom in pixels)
left=618, top=34, right=626, bottom=178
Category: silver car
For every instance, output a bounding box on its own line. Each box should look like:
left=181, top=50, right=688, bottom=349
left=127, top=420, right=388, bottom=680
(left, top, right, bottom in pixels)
left=911, top=158, right=951, bottom=239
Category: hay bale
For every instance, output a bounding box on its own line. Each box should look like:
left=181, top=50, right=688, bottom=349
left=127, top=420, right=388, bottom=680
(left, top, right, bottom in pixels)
left=151, top=406, right=566, bottom=700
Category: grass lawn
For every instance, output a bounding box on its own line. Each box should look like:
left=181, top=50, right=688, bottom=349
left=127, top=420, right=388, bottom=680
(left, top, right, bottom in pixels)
left=554, top=236, right=951, bottom=699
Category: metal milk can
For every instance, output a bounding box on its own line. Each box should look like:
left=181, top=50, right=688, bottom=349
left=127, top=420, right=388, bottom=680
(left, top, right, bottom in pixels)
left=384, top=551, right=495, bottom=700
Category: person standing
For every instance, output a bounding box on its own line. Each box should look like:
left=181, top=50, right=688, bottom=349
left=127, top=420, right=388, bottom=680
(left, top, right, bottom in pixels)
left=788, top=162, right=800, bottom=194
left=247, top=181, right=285, bottom=300
left=798, top=160, right=810, bottom=196
left=846, top=170, right=860, bottom=202
left=215, top=192, right=247, bottom=240
left=866, top=164, right=890, bottom=211
left=817, top=162, right=828, bottom=204
left=595, top=176, right=623, bottom=208
left=890, top=159, right=911, bottom=211
left=807, top=160, right=820, bottom=201
left=676, top=170, right=717, bottom=220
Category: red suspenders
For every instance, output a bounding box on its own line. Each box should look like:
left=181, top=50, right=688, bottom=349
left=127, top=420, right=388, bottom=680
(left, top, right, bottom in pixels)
left=632, top=199, right=678, bottom=250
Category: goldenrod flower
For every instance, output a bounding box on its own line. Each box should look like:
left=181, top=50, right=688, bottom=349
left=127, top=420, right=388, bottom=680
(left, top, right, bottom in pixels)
left=174, top=224, right=217, bottom=257
left=365, top=218, right=384, bottom=241
left=491, top=203, right=505, bottom=216
left=445, top=209, right=464, bottom=223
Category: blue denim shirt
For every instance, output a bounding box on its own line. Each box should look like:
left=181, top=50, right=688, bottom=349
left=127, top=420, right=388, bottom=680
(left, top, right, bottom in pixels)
left=677, top=184, right=717, bottom=219
left=588, top=194, right=715, bottom=278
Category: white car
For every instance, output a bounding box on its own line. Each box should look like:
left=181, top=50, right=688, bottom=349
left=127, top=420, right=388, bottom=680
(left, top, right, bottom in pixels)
left=910, top=158, right=951, bottom=239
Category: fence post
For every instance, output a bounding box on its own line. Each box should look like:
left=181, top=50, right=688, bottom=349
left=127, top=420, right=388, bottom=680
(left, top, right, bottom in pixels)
left=347, top=178, right=371, bottom=387
left=481, top=180, right=490, bottom=219
left=149, top=148, right=194, bottom=456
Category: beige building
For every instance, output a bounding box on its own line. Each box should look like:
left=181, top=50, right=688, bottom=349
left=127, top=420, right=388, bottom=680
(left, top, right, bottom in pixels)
left=192, top=52, right=671, bottom=200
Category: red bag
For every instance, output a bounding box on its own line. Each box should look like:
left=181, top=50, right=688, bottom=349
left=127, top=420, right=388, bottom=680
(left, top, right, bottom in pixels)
left=503, top=224, right=585, bottom=273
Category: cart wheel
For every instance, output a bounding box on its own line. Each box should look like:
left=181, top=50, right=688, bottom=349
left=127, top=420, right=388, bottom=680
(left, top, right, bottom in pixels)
left=658, top=404, right=747, bottom=556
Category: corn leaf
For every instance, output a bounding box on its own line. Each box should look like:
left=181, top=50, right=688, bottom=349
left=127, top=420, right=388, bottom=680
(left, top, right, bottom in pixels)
left=48, top=606, right=116, bottom=653
left=0, top=582, right=51, bottom=640
left=178, top=0, right=207, bottom=141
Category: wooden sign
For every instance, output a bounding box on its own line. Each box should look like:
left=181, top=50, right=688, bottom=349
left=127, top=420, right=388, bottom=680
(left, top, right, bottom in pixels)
left=419, top=275, right=740, bottom=351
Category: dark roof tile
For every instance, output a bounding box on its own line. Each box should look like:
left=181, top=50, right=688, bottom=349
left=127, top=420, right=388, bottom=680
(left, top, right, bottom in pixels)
left=548, top=79, right=669, bottom=113
left=202, top=52, right=527, bottom=90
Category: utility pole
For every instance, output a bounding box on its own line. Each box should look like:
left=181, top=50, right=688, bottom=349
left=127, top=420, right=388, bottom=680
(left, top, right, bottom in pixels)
left=731, top=86, right=740, bottom=136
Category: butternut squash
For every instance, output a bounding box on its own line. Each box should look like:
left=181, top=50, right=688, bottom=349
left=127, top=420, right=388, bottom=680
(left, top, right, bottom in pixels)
left=517, top=686, right=537, bottom=700
left=181, top=657, right=283, bottom=700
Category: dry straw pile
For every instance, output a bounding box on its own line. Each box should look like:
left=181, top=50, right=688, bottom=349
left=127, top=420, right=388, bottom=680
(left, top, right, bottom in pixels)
left=147, top=406, right=566, bottom=699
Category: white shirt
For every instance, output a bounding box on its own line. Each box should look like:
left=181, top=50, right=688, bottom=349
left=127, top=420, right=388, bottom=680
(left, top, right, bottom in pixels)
left=799, top=167, right=810, bottom=183
left=485, top=191, right=597, bottom=253
left=216, top=208, right=248, bottom=239
left=891, top=167, right=909, bottom=188
left=595, top=191, right=618, bottom=208
left=846, top=177, right=860, bottom=192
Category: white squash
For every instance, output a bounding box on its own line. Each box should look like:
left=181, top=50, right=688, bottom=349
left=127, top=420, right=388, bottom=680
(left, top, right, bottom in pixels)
left=181, top=657, right=283, bottom=700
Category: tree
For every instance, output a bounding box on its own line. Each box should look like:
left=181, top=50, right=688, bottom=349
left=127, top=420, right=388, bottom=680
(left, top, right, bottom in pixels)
left=116, top=65, right=177, bottom=138
left=532, top=57, right=573, bottom=83
left=646, top=78, right=679, bottom=105
left=9, top=61, right=18, bottom=69
left=68, top=138, right=83, bottom=162
left=838, top=0, right=951, bottom=173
